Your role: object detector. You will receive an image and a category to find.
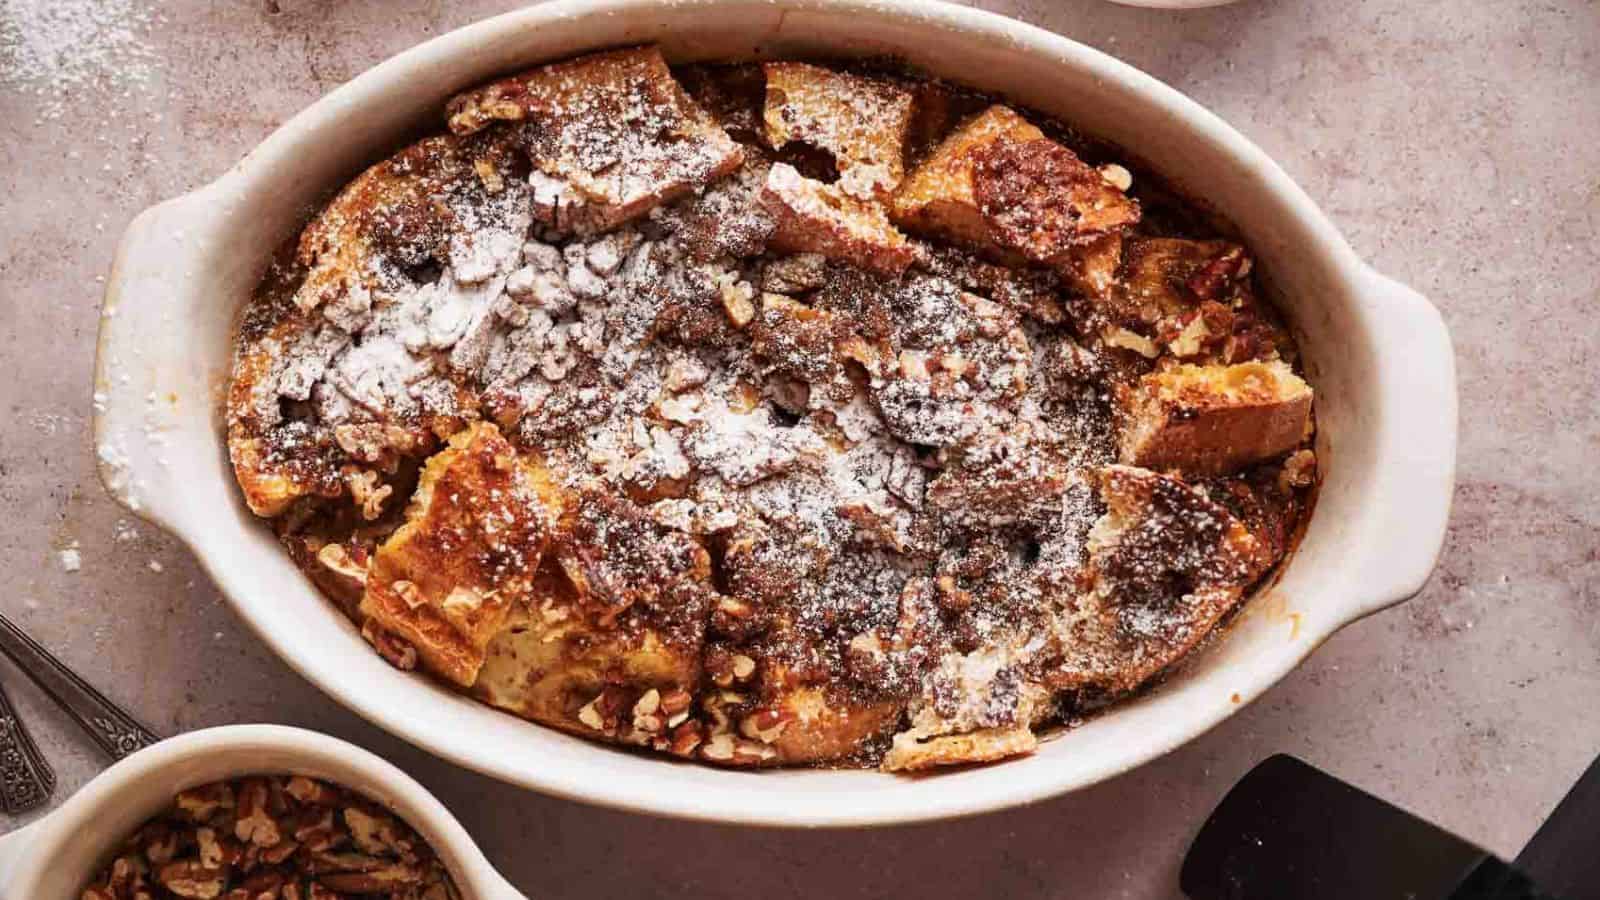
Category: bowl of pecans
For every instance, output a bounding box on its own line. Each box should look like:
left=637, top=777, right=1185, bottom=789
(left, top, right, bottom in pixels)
left=0, top=725, right=522, bottom=900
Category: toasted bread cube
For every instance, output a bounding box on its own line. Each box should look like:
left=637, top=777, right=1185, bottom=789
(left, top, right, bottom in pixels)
left=293, top=134, right=504, bottom=315
left=925, top=422, right=1072, bottom=529
left=891, top=105, right=1139, bottom=277
left=761, top=162, right=916, bottom=276
left=1062, top=232, right=1125, bottom=300
left=227, top=316, right=344, bottom=516
left=881, top=644, right=1053, bottom=771
left=882, top=726, right=1037, bottom=772
left=765, top=683, right=903, bottom=765
left=229, top=438, right=311, bottom=517
left=1119, top=360, right=1312, bottom=475
left=693, top=660, right=903, bottom=767
left=360, top=423, right=563, bottom=686
left=893, top=106, right=1042, bottom=250
left=446, top=46, right=745, bottom=234
left=762, top=62, right=915, bottom=200
left=1048, top=464, right=1270, bottom=694
left=473, top=564, right=705, bottom=741
left=475, top=490, right=714, bottom=744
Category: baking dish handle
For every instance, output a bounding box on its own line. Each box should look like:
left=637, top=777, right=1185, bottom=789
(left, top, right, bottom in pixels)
left=92, top=187, right=229, bottom=536
left=481, top=872, right=533, bottom=900
left=1340, top=267, right=1458, bottom=621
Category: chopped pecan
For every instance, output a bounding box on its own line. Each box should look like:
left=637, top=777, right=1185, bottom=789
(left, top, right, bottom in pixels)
left=233, top=778, right=282, bottom=848
left=175, top=784, right=235, bottom=823
left=140, top=822, right=182, bottom=865
left=318, top=864, right=425, bottom=892
left=344, top=807, right=407, bottom=857
left=157, top=861, right=227, bottom=899
left=285, top=775, right=340, bottom=807
left=85, top=774, right=461, bottom=900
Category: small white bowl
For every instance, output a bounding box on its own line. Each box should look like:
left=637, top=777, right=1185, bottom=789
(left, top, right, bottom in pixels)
left=0, top=726, right=523, bottom=900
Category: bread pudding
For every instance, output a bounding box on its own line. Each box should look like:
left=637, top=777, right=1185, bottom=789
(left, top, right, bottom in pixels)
left=227, top=47, right=1316, bottom=771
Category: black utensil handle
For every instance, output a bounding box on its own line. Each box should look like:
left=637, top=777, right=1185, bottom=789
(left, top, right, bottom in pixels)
left=1514, top=752, right=1600, bottom=900
left=1182, top=754, right=1492, bottom=900
left=0, top=679, right=55, bottom=814
left=0, top=613, right=159, bottom=760
left=1453, top=857, right=1562, bottom=900
left=1183, top=755, right=1576, bottom=900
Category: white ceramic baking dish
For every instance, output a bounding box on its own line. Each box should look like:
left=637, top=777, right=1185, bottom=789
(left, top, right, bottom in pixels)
left=0, top=726, right=523, bottom=899
left=93, top=0, right=1456, bottom=827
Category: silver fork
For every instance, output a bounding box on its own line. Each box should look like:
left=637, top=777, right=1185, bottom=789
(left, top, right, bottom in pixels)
left=0, top=679, right=55, bottom=814
left=0, top=613, right=160, bottom=762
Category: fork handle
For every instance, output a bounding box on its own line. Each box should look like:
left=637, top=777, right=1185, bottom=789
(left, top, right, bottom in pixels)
left=0, top=613, right=160, bottom=760
left=0, top=680, right=54, bottom=814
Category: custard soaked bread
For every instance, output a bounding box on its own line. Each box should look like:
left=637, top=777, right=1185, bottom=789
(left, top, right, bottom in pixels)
left=1049, top=465, right=1272, bottom=693
left=892, top=105, right=1140, bottom=295
left=361, top=422, right=563, bottom=686
left=229, top=48, right=1317, bottom=771
left=761, top=62, right=916, bottom=201
left=1118, top=360, right=1313, bottom=475
left=446, top=46, right=744, bottom=235
left=758, top=63, right=919, bottom=274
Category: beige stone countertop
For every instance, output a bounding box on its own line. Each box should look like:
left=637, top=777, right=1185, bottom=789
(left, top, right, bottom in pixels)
left=1, top=0, right=1595, bottom=897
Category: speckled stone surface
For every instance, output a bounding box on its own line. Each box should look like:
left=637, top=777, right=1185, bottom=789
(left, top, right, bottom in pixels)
left=0, top=0, right=1595, bottom=896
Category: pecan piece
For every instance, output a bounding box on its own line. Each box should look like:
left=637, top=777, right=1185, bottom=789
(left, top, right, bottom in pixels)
left=318, top=864, right=424, bottom=892
left=157, top=861, right=227, bottom=899
left=285, top=775, right=340, bottom=807
left=175, top=783, right=236, bottom=823
left=234, top=778, right=283, bottom=848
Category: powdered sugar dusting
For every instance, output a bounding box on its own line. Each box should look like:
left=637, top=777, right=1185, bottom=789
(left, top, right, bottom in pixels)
left=0, top=0, right=165, bottom=120
left=227, top=53, right=1313, bottom=770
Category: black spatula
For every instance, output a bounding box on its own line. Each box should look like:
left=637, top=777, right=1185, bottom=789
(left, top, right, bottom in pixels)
left=1182, top=753, right=1599, bottom=899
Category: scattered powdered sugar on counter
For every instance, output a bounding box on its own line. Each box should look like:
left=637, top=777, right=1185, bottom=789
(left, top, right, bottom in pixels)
left=97, top=438, right=146, bottom=511
left=0, top=0, right=166, bottom=119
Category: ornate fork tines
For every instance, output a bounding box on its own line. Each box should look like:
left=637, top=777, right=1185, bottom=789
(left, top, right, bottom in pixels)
left=0, top=680, right=54, bottom=814
left=0, top=613, right=160, bottom=761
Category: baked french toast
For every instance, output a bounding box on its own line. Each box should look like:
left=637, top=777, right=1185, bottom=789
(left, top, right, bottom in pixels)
left=1118, top=360, right=1313, bottom=475
left=228, top=48, right=1317, bottom=771
left=892, top=105, right=1140, bottom=296
left=361, top=422, right=562, bottom=686
left=447, top=46, right=744, bottom=235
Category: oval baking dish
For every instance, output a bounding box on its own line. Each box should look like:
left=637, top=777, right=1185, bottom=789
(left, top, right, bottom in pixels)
left=94, top=0, right=1456, bottom=827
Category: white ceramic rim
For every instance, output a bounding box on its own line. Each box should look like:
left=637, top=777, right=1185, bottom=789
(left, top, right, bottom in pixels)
left=92, top=0, right=1457, bottom=827
left=0, top=726, right=521, bottom=899
left=1106, top=0, right=1240, bottom=8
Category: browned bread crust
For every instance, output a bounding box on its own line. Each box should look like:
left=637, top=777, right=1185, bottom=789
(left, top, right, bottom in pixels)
left=360, top=423, right=562, bottom=686
left=761, top=162, right=917, bottom=275
left=762, top=62, right=916, bottom=200
left=1118, top=360, right=1313, bottom=476
left=882, top=726, right=1037, bottom=772
left=1048, top=465, right=1271, bottom=694
left=228, top=315, right=327, bottom=517
left=891, top=105, right=1139, bottom=290
left=446, top=46, right=744, bottom=235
